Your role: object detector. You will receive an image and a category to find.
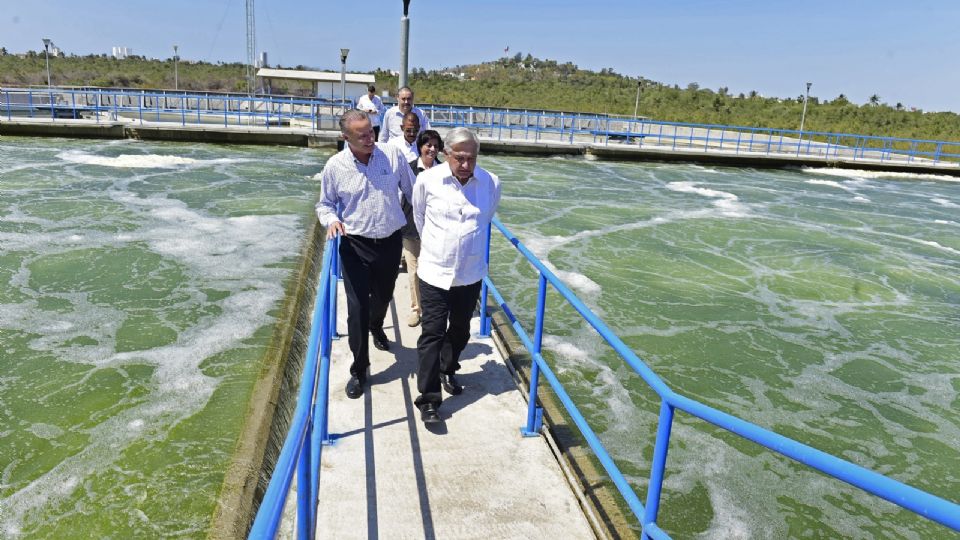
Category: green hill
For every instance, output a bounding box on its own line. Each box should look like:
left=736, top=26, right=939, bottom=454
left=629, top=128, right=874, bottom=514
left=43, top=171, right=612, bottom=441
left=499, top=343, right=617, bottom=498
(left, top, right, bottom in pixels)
left=2, top=49, right=958, bottom=142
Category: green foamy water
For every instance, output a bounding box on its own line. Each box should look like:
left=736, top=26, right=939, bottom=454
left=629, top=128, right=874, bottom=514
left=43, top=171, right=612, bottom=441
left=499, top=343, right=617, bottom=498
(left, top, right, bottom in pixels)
left=2, top=138, right=957, bottom=538
left=484, top=157, right=959, bottom=538
left=0, top=137, right=327, bottom=538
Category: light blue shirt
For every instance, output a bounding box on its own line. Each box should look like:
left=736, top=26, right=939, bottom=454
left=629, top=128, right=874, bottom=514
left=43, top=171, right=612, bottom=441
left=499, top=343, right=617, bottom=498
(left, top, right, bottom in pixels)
left=315, top=143, right=416, bottom=239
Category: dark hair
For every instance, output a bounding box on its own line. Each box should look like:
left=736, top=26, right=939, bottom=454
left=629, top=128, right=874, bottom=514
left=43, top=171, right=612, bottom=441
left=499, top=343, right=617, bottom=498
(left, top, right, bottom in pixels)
left=417, top=129, right=443, bottom=151
left=368, top=84, right=376, bottom=92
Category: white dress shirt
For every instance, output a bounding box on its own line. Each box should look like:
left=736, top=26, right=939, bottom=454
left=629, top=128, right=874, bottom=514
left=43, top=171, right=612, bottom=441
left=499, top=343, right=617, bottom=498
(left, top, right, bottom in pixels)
left=413, top=162, right=501, bottom=289
left=379, top=106, right=430, bottom=143
left=388, top=135, right=420, bottom=162
left=356, top=93, right=384, bottom=128
left=315, top=143, right=415, bottom=239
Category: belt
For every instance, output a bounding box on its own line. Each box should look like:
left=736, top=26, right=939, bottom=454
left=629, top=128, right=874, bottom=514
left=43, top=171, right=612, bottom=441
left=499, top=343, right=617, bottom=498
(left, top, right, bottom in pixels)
left=350, top=229, right=400, bottom=244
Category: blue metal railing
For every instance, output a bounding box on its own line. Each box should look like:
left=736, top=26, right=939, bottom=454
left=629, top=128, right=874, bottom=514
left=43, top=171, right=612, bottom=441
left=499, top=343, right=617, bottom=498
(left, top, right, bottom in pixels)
left=0, top=87, right=352, bottom=130
left=249, top=235, right=339, bottom=540
left=4, top=87, right=960, bottom=167
left=422, top=104, right=960, bottom=166
left=252, top=217, right=958, bottom=539
left=477, top=217, right=960, bottom=539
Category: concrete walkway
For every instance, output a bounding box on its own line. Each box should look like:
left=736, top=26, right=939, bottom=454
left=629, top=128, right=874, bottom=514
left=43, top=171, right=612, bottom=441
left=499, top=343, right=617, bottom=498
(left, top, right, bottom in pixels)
left=307, top=270, right=596, bottom=539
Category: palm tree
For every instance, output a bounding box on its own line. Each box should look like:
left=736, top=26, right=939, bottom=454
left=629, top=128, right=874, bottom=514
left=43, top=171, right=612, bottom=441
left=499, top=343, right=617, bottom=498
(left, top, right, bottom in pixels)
left=895, top=102, right=904, bottom=111
left=869, top=94, right=881, bottom=106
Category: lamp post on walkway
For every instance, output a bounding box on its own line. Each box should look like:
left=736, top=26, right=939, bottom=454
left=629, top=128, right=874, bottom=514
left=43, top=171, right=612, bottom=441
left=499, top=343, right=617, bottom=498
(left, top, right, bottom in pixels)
left=799, top=81, right=812, bottom=133
left=399, top=0, right=411, bottom=88
left=42, top=38, right=53, bottom=87
left=173, top=45, right=179, bottom=90
left=340, top=48, right=350, bottom=114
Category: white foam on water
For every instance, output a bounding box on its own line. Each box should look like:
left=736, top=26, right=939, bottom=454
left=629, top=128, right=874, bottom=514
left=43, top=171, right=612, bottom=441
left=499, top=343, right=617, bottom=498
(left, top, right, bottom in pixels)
left=914, top=238, right=960, bottom=255
left=542, top=335, right=591, bottom=363
left=802, top=167, right=960, bottom=182
left=806, top=178, right=844, bottom=188
left=931, top=197, right=959, bottom=208
left=57, top=150, right=245, bottom=169
left=688, top=164, right=720, bottom=174
left=666, top=181, right=749, bottom=217
left=0, top=186, right=302, bottom=532
left=27, top=423, right=64, bottom=440
left=852, top=195, right=871, bottom=203
left=552, top=268, right=602, bottom=296
left=933, top=219, right=958, bottom=226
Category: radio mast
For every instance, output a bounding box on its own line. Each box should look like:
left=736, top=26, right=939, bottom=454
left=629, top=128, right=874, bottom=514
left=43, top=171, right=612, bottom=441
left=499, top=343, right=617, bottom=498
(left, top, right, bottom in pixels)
left=246, top=0, right=256, bottom=95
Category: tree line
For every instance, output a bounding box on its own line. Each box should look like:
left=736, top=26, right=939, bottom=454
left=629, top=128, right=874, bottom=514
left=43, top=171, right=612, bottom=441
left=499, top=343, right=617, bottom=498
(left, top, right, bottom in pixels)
left=2, top=51, right=958, bottom=142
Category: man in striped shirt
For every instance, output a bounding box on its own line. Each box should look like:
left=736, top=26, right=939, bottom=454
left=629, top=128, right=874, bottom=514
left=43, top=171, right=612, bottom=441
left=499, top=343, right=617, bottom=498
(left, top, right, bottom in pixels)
left=316, top=109, right=417, bottom=399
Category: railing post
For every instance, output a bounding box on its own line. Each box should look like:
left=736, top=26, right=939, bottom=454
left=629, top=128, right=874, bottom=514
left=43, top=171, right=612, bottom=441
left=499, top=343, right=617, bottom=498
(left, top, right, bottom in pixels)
left=521, top=273, right=548, bottom=437
left=49, top=90, right=55, bottom=120
left=4, top=89, right=10, bottom=120
left=329, top=235, right=340, bottom=341
left=296, top=430, right=313, bottom=540
left=479, top=222, right=493, bottom=337
left=642, top=400, right=675, bottom=540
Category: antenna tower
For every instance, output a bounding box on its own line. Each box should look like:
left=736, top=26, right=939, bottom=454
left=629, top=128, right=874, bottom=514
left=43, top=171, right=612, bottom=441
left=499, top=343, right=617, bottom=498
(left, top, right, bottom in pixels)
left=245, top=0, right=256, bottom=94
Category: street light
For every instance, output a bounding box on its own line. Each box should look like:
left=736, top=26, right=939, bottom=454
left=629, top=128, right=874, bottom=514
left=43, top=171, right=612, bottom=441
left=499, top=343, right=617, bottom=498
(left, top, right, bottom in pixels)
left=42, top=38, right=53, bottom=87
left=399, top=0, right=411, bottom=88
left=340, top=48, right=350, bottom=114
left=799, top=81, right=812, bottom=133
left=173, top=45, right=179, bottom=91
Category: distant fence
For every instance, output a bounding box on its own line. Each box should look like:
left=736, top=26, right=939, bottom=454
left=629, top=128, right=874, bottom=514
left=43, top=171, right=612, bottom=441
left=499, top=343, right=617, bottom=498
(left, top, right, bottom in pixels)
left=0, top=86, right=350, bottom=130
left=4, top=87, right=960, bottom=166
left=422, top=105, right=960, bottom=166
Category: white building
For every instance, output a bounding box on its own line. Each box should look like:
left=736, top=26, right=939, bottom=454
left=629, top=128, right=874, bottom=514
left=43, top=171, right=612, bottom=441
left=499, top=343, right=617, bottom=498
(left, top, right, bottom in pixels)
left=111, top=47, right=132, bottom=59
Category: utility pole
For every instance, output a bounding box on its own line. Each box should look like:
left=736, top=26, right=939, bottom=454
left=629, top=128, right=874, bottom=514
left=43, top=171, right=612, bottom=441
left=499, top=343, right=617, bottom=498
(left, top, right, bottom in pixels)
left=399, top=0, right=411, bottom=89
left=42, top=38, right=53, bottom=87
left=245, top=0, right=256, bottom=95
left=799, top=81, right=812, bottom=133
left=173, top=45, right=179, bottom=91
left=634, top=80, right=642, bottom=118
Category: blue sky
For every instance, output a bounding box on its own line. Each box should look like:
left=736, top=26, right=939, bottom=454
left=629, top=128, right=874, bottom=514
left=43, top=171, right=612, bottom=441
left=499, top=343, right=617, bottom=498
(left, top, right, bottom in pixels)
left=3, top=0, right=959, bottom=112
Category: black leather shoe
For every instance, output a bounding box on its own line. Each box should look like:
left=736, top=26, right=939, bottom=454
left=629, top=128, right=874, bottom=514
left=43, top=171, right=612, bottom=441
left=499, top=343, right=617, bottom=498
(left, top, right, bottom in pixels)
left=420, top=403, right=441, bottom=424
left=345, top=375, right=365, bottom=399
left=440, top=373, right=462, bottom=395
left=370, top=328, right=390, bottom=351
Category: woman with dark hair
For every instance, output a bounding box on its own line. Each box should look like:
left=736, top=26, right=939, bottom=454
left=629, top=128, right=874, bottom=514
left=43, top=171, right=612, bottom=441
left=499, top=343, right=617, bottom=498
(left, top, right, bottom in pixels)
left=401, top=129, right=443, bottom=327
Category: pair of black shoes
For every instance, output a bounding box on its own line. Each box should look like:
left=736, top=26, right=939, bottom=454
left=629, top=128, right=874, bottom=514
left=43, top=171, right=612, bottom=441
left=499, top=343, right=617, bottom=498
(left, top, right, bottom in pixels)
left=371, top=328, right=389, bottom=351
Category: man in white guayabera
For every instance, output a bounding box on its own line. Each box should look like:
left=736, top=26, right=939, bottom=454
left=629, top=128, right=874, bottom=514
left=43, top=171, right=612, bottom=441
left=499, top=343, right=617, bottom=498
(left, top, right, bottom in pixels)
left=356, top=85, right=385, bottom=140
left=411, top=127, right=501, bottom=425
left=315, top=109, right=416, bottom=400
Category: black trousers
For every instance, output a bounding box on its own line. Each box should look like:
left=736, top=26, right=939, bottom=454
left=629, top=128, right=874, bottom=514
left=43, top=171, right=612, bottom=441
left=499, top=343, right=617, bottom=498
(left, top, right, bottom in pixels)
left=415, top=278, right=482, bottom=408
left=339, top=230, right=402, bottom=379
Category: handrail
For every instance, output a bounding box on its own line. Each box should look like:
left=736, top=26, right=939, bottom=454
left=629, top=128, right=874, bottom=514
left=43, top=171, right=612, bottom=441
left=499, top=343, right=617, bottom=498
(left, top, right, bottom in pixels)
left=249, top=236, right=338, bottom=539
left=4, top=87, right=960, bottom=166
left=252, top=216, right=958, bottom=538
left=478, top=216, right=960, bottom=538
left=420, top=104, right=960, bottom=165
